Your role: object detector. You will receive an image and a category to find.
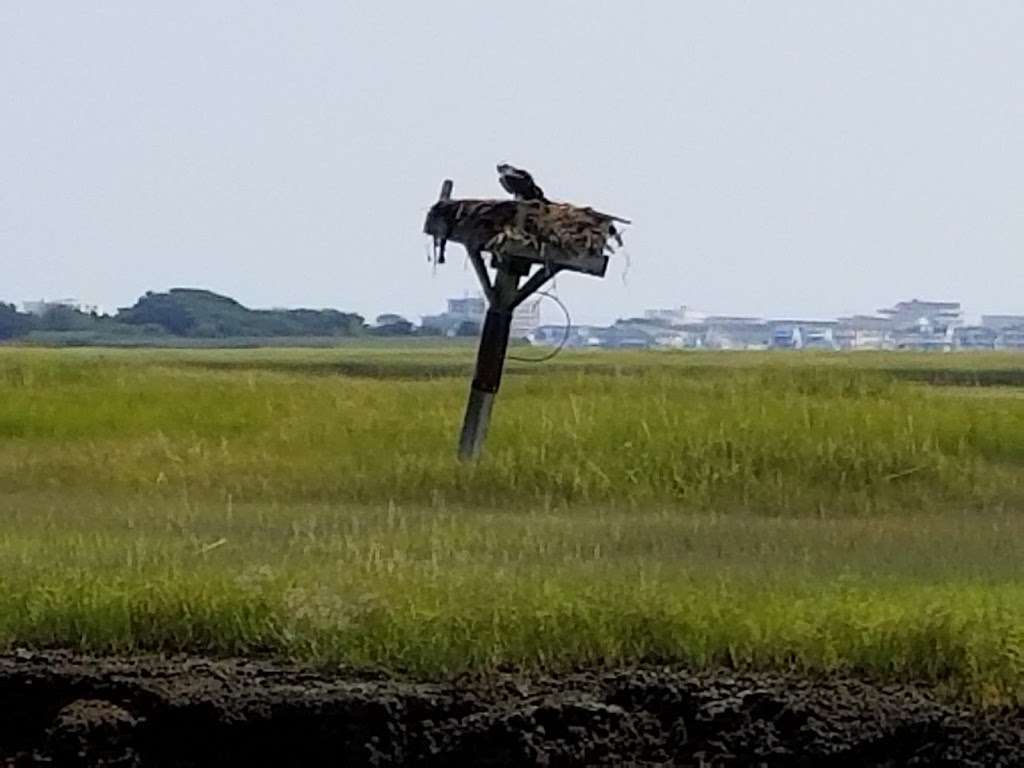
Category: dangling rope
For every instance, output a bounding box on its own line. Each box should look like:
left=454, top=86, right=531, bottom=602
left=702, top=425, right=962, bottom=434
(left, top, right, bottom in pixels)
left=508, top=290, right=573, bottom=363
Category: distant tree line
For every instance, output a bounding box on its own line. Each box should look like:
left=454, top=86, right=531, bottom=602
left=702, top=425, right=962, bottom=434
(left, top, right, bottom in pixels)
left=0, top=289, right=377, bottom=341
left=0, top=303, right=35, bottom=339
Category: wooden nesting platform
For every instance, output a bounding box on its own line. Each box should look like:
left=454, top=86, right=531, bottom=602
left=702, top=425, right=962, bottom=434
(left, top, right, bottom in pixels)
left=422, top=176, right=630, bottom=460
left=424, top=198, right=627, bottom=277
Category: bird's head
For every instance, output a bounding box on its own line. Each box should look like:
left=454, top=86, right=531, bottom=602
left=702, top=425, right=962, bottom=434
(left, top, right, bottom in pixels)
left=496, top=163, right=512, bottom=175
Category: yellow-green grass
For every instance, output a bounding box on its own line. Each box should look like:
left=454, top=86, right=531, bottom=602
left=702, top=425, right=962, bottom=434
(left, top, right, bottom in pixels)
left=2, top=347, right=1024, bottom=701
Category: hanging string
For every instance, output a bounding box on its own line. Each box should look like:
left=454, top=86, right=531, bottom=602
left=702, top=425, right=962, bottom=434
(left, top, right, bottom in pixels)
left=619, top=247, right=632, bottom=286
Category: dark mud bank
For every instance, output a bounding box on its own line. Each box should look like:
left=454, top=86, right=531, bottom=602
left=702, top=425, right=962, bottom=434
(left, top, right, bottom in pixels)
left=1, top=652, right=1022, bottom=766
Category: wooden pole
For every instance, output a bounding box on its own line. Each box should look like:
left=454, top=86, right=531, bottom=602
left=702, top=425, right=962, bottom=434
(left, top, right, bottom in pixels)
left=458, top=263, right=521, bottom=461
left=426, top=176, right=625, bottom=460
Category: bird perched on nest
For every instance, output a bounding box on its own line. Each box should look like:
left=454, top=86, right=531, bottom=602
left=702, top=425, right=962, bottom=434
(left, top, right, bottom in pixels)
left=497, top=164, right=547, bottom=202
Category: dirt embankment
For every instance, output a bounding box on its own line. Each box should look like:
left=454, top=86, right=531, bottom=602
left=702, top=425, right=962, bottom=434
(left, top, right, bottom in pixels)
left=0, top=652, right=1021, bottom=766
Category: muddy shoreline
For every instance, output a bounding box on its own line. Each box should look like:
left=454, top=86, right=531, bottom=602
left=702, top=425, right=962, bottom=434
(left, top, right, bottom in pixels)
left=1, top=651, right=1021, bottom=766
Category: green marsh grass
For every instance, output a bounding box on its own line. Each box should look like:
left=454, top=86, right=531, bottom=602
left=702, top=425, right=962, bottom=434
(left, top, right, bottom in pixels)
left=2, top=347, right=1024, bottom=701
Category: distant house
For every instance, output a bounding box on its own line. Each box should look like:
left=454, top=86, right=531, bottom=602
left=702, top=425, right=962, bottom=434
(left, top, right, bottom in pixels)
left=981, top=315, right=1024, bottom=350
left=703, top=317, right=770, bottom=350
left=980, top=316, right=1024, bottom=350
left=981, top=315, right=1024, bottom=332
left=642, top=306, right=708, bottom=327
left=510, top=299, right=541, bottom=339
left=421, top=297, right=485, bottom=337
left=769, top=320, right=839, bottom=350
left=422, top=296, right=539, bottom=339
left=998, top=329, right=1024, bottom=350
left=532, top=324, right=604, bottom=348
left=955, top=326, right=998, bottom=350
left=597, top=323, right=655, bottom=349
left=978, top=315, right=1019, bottom=331
left=447, top=297, right=486, bottom=317
left=611, top=317, right=703, bottom=348
left=835, top=315, right=893, bottom=350
left=879, top=299, right=962, bottom=351
left=880, top=299, right=962, bottom=328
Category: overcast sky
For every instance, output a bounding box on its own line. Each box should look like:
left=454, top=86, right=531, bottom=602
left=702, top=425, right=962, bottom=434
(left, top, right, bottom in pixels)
left=3, top=2, right=1022, bottom=324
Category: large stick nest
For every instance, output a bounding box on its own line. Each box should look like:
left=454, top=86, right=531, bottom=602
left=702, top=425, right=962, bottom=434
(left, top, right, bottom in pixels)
left=424, top=199, right=628, bottom=263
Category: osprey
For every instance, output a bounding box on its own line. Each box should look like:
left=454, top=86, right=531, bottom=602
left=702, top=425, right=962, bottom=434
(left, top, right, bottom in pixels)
left=497, top=164, right=547, bottom=202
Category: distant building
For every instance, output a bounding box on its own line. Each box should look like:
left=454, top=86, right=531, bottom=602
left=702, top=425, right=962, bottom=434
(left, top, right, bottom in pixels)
left=769, top=320, right=839, bottom=350
left=597, top=323, right=655, bottom=349
left=801, top=323, right=839, bottom=350
left=879, top=299, right=962, bottom=328
left=997, top=329, right=1024, bottom=350
left=835, top=315, right=893, bottom=350
left=981, top=315, right=1024, bottom=332
left=642, top=306, right=708, bottom=327
left=510, top=299, right=541, bottom=339
left=447, top=297, right=486, bottom=318
left=878, top=299, right=962, bottom=351
left=422, top=295, right=539, bottom=339
left=532, top=324, right=604, bottom=348
left=703, top=317, right=771, bottom=350
left=610, top=317, right=703, bottom=348
left=955, top=326, right=998, bottom=350
left=421, top=297, right=484, bottom=337
left=982, top=316, right=1024, bottom=349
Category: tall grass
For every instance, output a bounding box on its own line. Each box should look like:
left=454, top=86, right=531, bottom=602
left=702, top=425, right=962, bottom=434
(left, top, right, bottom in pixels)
left=1, top=348, right=1023, bottom=513
left=2, top=347, right=1024, bottom=700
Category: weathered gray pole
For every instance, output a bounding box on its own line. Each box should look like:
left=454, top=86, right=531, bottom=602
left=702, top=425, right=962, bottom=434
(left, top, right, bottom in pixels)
left=457, top=265, right=521, bottom=461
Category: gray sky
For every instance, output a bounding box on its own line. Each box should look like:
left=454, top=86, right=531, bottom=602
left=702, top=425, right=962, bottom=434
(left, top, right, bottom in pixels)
left=3, top=2, right=1022, bottom=325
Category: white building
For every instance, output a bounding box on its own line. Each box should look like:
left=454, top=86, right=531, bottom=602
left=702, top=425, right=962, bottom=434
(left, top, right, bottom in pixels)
left=511, top=299, right=541, bottom=339
left=836, top=316, right=893, bottom=350
left=981, top=315, right=1024, bottom=349
left=879, top=300, right=962, bottom=351
left=642, top=306, right=708, bottom=326
left=421, top=297, right=485, bottom=336
left=532, top=324, right=604, bottom=347
left=422, top=295, right=540, bottom=339
left=703, top=317, right=771, bottom=350
left=981, top=315, right=1024, bottom=332
left=769, top=320, right=839, bottom=350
